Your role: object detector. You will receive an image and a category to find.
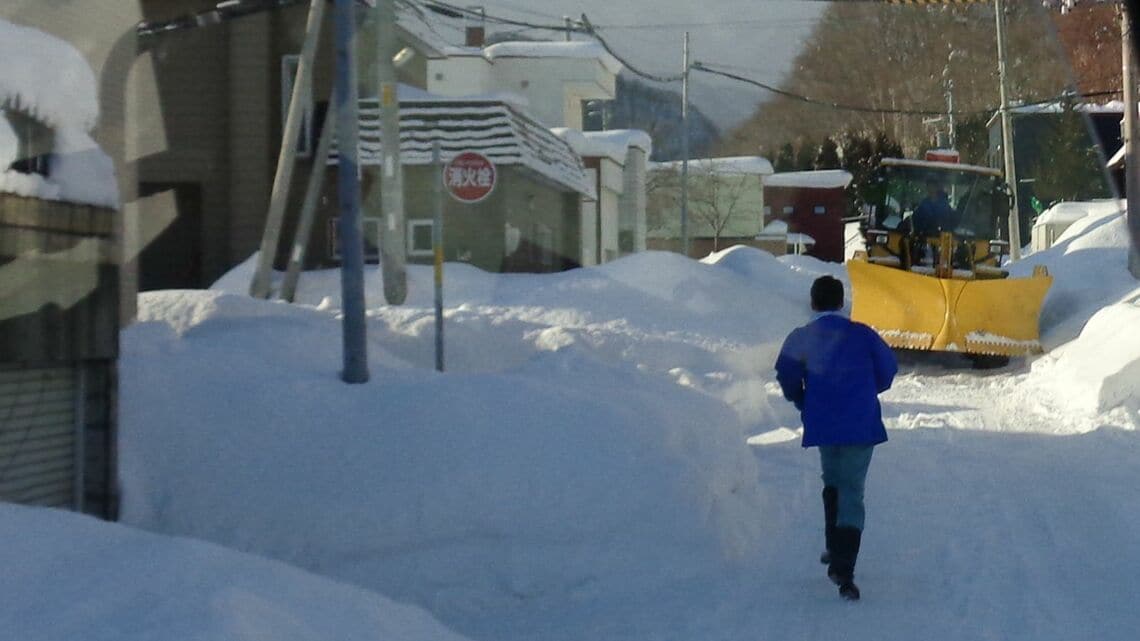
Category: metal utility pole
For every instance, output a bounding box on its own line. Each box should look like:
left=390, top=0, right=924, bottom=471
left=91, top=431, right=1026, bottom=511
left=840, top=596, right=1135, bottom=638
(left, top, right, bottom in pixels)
left=335, top=0, right=369, bottom=383
left=363, top=0, right=408, bottom=305
left=1124, top=5, right=1140, bottom=278
left=994, top=0, right=1022, bottom=260
left=680, top=31, right=691, bottom=258
left=432, top=141, right=445, bottom=372
left=250, top=0, right=324, bottom=299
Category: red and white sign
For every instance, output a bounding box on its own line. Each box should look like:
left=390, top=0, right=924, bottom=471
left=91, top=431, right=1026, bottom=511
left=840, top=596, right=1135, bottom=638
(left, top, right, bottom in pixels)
left=924, top=149, right=960, bottom=163
left=443, top=151, right=496, bottom=203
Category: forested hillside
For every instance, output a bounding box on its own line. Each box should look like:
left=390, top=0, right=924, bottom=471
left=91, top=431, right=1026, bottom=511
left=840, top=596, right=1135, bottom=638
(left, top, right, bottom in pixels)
left=717, top=2, right=1109, bottom=161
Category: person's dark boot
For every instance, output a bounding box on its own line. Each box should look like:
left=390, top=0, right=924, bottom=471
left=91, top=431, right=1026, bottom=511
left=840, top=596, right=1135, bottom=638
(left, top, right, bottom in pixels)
left=819, top=486, right=838, bottom=565
left=827, top=526, right=862, bottom=601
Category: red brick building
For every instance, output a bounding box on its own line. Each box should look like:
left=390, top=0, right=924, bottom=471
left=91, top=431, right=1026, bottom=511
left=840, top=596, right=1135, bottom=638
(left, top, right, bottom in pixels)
left=762, top=170, right=852, bottom=262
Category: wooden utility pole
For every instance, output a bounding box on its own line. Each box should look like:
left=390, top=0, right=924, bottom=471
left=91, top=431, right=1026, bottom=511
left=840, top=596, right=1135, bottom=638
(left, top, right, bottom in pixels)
left=995, top=0, right=1022, bottom=259
left=680, top=32, right=691, bottom=257
left=250, top=0, right=324, bottom=298
left=1125, top=4, right=1140, bottom=278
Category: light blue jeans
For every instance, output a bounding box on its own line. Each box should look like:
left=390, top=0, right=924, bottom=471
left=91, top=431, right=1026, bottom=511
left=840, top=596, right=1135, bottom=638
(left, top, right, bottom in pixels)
left=819, top=445, right=875, bottom=530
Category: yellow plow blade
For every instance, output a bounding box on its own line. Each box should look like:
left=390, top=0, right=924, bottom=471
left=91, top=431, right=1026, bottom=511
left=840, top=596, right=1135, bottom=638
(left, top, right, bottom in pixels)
left=847, top=260, right=1053, bottom=356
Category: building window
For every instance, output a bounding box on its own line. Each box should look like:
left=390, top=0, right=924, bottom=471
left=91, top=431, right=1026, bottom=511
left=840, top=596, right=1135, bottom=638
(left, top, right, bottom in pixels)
left=763, top=205, right=772, bottom=217
left=813, top=205, right=826, bottom=215
left=782, top=205, right=794, bottom=216
left=329, top=217, right=381, bottom=262
left=281, top=54, right=314, bottom=158
left=408, top=219, right=434, bottom=257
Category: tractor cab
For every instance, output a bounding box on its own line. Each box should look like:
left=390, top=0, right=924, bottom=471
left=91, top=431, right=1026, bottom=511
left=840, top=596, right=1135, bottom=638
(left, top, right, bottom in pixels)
left=862, top=158, right=1011, bottom=278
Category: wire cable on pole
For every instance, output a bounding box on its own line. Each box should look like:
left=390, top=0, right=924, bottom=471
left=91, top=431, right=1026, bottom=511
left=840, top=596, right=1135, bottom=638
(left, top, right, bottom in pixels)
left=692, top=61, right=1121, bottom=117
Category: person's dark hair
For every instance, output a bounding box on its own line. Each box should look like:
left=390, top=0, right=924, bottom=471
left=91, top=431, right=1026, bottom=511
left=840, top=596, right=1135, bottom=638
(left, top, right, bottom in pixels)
left=810, top=276, right=844, bottom=312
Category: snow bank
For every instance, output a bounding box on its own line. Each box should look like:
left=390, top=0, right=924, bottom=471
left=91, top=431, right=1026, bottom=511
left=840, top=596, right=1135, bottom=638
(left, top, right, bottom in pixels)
left=121, top=268, right=771, bottom=620
left=1033, top=303, right=1140, bottom=414
left=0, top=504, right=472, bottom=641
left=1009, top=200, right=1138, bottom=348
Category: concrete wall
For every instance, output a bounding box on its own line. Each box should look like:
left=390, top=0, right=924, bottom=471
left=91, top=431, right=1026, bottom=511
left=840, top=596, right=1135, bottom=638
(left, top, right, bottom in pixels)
left=620, top=147, right=648, bottom=254
left=487, top=57, right=614, bottom=129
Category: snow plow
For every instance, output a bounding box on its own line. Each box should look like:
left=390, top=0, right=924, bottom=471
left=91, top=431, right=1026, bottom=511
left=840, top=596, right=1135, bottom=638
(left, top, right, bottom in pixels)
left=848, top=158, right=1052, bottom=359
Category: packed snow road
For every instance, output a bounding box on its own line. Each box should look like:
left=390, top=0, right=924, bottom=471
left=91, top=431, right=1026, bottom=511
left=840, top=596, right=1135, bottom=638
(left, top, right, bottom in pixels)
left=739, top=362, right=1140, bottom=641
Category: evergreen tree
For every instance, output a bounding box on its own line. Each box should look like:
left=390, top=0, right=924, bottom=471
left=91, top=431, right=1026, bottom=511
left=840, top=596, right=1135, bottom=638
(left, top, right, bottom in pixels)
left=814, top=137, right=841, bottom=169
left=774, top=142, right=796, bottom=172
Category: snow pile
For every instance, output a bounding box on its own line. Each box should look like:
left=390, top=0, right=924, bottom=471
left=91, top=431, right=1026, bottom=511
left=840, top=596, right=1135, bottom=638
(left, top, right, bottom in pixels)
left=1010, top=200, right=1138, bottom=348
left=113, top=209, right=1140, bottom=638
left=0, top=19, right=118, bottom=208
left=1034, top=302, right=1140, bottom=413
left=120, top=273, right=772, bottom=621
left=0, top=504, right=472, bottom=641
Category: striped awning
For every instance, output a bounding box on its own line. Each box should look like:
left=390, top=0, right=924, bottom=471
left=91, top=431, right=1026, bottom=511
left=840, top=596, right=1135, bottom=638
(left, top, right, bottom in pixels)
left=329, top=98, right=595, bottom=199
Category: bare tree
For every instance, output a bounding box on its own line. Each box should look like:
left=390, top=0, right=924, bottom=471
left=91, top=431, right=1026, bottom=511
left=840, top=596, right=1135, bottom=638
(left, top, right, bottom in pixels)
left=646, top=161, right=759, bottom=251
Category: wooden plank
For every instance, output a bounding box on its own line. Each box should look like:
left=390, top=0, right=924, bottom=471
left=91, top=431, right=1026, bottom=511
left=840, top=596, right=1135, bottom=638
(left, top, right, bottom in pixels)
left=0, top=424, right=73, bottom=449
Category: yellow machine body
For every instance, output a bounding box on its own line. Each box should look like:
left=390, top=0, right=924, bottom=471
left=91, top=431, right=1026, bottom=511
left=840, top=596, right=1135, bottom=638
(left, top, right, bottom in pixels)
left=849, top=258, right=1052, bottom=356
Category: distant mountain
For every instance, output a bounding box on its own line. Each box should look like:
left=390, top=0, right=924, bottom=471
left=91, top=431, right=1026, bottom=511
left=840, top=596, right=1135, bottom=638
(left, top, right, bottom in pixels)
left=583, top=75, right=720, bottom=162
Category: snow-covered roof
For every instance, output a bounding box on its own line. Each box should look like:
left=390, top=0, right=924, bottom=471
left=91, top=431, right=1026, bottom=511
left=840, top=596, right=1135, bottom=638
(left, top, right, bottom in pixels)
left=0, top=20, right=97, bottom=131
left=329, top=96, right=594, bottom=198
left=483, top=41, right=623, bottom=75
left=0, top=19, right=118, bottom=209
left=394, top=5, right=454, bottom=58
left=1035, top=199, right=1122, bottom=226
left=764, top=169, right=853, bottom=190
left=653, top=156, right=774, bottom=176
left=985, top=100, right=1125, bottom=128
left=551, top=128, right=652, bottom=164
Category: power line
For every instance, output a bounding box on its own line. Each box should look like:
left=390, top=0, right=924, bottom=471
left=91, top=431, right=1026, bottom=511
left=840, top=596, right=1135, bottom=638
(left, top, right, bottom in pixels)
left=692, top=61, right=1122, bottom=116
left=578, top=14, right=685, bottom=83
left=419, top=0, right=589, bottom=33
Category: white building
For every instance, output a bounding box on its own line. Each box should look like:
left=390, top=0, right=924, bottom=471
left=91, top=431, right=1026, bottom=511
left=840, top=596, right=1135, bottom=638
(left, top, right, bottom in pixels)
left=554, top=128, right=652, bottom=265
left=427, top=39, right=621, bottom=129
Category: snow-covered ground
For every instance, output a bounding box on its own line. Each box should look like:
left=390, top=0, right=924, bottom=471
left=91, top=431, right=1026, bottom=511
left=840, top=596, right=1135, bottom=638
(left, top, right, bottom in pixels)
left=17, top=199, right=1139, bottom=640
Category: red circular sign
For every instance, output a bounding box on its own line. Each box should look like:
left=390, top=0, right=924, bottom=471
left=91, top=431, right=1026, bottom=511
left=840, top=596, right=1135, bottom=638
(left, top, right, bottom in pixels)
left=443, top=151, right=497, bottom=203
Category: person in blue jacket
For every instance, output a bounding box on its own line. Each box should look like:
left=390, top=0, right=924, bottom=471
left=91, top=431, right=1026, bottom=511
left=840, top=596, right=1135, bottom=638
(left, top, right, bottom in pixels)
left=775, top=275, right=897, bottom=601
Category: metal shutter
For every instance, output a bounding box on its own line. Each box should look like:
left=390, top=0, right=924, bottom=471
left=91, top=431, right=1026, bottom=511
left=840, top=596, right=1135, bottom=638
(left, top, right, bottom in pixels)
left=0, top=365, right=78, bottom=508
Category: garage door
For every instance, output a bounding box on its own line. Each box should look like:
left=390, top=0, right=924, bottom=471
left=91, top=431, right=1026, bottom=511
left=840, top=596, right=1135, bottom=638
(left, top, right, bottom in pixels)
left=0, top=365, right=78, bottom=508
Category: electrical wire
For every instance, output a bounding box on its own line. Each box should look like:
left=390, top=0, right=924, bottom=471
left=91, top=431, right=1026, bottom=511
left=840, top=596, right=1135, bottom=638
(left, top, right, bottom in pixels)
left=692, top=61, right=1121, bottom=117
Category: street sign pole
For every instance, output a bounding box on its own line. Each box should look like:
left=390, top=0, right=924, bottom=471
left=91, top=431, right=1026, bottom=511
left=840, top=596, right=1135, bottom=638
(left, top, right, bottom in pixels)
left=433, top=141, right=445, bottom=372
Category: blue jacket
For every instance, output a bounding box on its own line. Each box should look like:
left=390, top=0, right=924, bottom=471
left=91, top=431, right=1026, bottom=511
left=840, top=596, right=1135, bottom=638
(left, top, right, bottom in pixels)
left=775, top=313, right=897, bottom=447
